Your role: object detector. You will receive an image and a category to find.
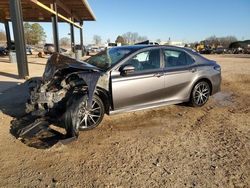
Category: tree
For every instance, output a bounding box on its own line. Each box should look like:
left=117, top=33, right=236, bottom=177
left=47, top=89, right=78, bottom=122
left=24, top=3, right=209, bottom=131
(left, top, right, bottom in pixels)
left=24, top=22, right=46, bottom=45
left=122, top=32, right=148, bottom=44
left=122, top=32, right=132, bottom=44
left=138, top=36, right=148, bottom=43
left=189, top=41, right=199, bottom=49
left=205, top=35, right=220, bottom=47
left=24, top=23, right=31, bottom=44
left=115, top=35, right=125, bottom=44
left=205, top=35, right=237, bottom=48
left=0, top=30, right=6, bottom=42
left=93, top=35, right=102, bottom=45
left=219, top=36, right=237, bottom=48
left=156, top=39, right=161, bottom=44
left=59, top=37, right=70, bottom=46
left=131, top=32, right=139, bottom=44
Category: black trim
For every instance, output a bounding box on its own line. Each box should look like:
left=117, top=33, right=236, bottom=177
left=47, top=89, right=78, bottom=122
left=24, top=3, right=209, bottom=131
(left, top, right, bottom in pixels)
left=109, top=73, right=114, bottom=111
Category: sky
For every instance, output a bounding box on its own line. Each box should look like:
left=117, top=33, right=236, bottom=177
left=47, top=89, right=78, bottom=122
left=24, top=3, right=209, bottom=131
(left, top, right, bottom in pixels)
left=1, top=0, right=250, bottom=45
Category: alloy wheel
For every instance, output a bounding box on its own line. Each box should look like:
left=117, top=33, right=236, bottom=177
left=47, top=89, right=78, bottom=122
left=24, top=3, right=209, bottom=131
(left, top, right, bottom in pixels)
left=78, top=98, right=102, bottom=129
left=193, top=82, right=210, bottom=106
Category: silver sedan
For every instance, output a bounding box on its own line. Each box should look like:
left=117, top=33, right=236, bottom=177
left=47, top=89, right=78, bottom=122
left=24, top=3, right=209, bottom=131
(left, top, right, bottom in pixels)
left=27, top=45, right=221, bottom=137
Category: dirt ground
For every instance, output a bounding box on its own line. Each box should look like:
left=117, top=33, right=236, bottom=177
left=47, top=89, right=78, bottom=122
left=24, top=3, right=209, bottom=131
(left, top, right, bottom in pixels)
left=0, top=54, right=249, bottom=187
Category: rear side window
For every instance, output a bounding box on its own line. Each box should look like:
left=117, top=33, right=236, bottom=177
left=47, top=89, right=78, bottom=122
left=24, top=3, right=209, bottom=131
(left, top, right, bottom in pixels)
left=186, top=53, right=195, bottom=65
left=164, top=50, right=194, bottom=67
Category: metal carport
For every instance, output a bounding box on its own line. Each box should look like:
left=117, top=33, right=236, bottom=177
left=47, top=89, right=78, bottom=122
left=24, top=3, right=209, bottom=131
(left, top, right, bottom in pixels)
left=0, top=0, right=96, bottom=78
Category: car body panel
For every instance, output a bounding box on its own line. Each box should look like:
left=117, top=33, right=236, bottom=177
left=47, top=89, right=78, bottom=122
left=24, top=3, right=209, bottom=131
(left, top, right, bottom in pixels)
left=111, top=69, right=165, bottom=110
left=163, top=65, right=198, bottom=101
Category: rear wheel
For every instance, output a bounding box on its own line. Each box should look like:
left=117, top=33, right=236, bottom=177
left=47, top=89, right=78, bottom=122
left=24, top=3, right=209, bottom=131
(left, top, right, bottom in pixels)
left=189, top=81, right=210, bottom=107
left=64, top=94, right=104, bottom=137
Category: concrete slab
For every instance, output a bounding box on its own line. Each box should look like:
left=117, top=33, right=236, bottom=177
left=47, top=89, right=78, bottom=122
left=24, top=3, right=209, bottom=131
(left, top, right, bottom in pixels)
left=0, top=55, right=47, bottom=93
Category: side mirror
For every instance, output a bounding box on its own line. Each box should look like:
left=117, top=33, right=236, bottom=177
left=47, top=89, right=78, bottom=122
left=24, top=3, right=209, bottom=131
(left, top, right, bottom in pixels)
left=120, top=65, right=135, bottom=76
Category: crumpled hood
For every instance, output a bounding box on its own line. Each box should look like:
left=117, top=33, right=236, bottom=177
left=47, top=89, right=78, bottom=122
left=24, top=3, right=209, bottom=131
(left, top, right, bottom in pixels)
left=43, top=53, right=100, bottom=82
left=42, top=53, right=102, bottom=109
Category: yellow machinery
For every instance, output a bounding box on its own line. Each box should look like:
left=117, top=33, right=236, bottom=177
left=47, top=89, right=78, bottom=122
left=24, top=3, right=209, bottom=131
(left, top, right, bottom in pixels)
left=195, top=41, right=212, bottom=54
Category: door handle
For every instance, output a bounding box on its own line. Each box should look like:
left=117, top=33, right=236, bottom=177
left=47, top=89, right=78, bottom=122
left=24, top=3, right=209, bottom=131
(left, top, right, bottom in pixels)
left=189, top=68, right=197, bottom=73
left=153, top=72, right=164, bottom=78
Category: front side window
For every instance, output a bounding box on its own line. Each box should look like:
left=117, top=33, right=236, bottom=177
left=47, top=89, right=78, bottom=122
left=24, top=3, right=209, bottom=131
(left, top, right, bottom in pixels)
left=124, top=49, right=161, bottom=72
left=164, top=50, right=193, bottom=68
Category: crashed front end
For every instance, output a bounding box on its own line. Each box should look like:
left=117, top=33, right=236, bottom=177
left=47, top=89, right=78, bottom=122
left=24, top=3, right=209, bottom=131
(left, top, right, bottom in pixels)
left=27, top=53, right=101, bottom=117
left=12, top=53, right=102, bottom=140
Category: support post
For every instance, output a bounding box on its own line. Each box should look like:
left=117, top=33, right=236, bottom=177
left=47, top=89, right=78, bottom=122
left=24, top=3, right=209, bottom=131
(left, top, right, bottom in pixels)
left=80, top=20, right=84, bottom=55
left=70, top=21, right=75, bottom=53
left=51, top=2, right=59, bottom=53
left=9, top=0, right=29, bottom=78
left=4, top=20, right=12, bottom=51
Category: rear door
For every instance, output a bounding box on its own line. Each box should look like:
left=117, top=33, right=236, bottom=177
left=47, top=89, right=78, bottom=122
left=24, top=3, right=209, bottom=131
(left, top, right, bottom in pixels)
left=111, top=48, right=165, bottom=110
left=163, top=48, right=197, bottom=101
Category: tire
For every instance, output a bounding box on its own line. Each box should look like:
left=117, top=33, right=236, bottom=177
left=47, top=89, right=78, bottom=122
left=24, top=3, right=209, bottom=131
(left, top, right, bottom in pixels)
left=64, top=94, right=105, bottom=137
left=189, top=81, right=211, bottom=107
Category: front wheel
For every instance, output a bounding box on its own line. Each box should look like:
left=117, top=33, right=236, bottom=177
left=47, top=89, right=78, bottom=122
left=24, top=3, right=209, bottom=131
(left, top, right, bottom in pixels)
left=189, top=81, right=210, bottom=107
left=64, top=94, right=105, bottom=137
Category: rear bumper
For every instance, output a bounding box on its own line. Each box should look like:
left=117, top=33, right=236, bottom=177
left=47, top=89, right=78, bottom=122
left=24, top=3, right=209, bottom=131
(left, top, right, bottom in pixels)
left=211, top=72, right=221, bottom=95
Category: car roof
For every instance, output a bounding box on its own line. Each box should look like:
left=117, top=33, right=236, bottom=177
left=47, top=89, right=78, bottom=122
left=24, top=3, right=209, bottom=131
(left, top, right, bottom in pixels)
left=112, top=45, right=198, bottom=56
left=113, top=44, right=194, bottom=52
left=112, top=45, right=154, bottom=50
left=112, top=45, right=210, bottom=63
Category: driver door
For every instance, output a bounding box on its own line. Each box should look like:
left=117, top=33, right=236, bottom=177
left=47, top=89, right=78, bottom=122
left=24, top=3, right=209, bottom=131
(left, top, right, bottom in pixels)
left=111, top=48, right=165, bottom=110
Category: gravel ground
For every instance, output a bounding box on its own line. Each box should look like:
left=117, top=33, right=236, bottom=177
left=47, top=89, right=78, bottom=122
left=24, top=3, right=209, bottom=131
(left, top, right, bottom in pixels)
left=0, top=54, right=249, bottom=187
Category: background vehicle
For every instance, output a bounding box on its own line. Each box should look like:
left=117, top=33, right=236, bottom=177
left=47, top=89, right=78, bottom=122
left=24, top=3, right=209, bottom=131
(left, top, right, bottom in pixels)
left=75, top=45, right=87, bottom=56
left=43, top=43, right=75, bottom=55
left=229, top=40, right=250, bottom=54
left=106, top=42, right=118, bottom=48
left=87, top=46, right=101, bottom=56
left=43, top=43, right=55, bottom=55
left=5, top=42, right=33, bottom=55
left=212, top=47, right=227, bottom=54
left=25, top=45, right=221, bottom=138
left=26, top=46, right=33, bottom=55
left=135, top=40, right=159, bottom=45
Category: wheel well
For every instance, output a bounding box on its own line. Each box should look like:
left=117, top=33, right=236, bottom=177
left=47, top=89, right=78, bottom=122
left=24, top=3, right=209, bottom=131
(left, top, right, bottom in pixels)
left=193, top=78, right=213, bottom=95
left=95, top=88, right=110, bottom=114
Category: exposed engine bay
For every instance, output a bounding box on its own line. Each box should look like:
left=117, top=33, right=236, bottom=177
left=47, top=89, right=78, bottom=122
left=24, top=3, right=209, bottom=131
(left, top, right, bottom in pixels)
left=27, top=53, right=101, bottom=116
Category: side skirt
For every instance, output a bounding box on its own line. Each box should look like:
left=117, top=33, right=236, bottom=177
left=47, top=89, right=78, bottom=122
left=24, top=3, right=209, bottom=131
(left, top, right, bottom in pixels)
left=109, top=99, right=187, bottom=115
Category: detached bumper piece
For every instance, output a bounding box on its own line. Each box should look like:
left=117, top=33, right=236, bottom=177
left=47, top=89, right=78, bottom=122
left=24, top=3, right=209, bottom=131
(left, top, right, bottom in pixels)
left=10, top=115, right=77, bottom=149
left=13, top=117, right=49, bottom=138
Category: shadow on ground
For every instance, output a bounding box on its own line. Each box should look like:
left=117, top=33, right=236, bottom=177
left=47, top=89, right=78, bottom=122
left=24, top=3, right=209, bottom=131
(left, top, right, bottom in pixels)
left=0, top=79, right=70, bottom=149
left=0, top=72, right=19, bottom=79
left=0, top=81, right=29, bottom=117
left=0, top=81, right=22, bottom=95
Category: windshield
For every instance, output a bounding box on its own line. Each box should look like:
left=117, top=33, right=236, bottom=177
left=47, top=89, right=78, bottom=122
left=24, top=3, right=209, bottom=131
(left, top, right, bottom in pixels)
left=86, top=47, right=134, bottom=70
